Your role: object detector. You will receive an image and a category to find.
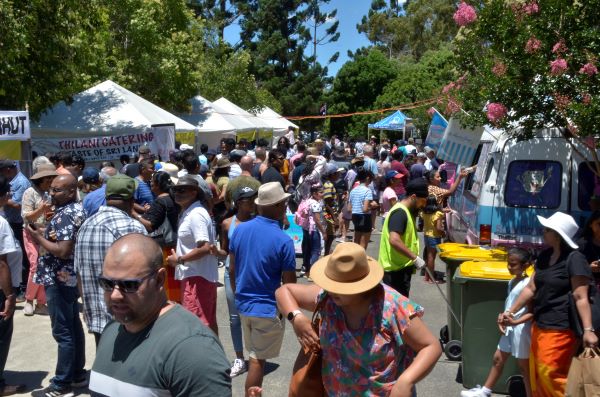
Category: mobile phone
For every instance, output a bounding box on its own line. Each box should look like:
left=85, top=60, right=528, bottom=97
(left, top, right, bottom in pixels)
left=29, top=223, right=37, bottom=230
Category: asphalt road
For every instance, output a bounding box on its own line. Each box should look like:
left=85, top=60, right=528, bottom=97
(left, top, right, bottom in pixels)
left=6, top=232, right=503, bottom=396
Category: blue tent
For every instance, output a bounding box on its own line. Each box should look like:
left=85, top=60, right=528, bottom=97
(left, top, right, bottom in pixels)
left=368, top=110, right=412, bottom=130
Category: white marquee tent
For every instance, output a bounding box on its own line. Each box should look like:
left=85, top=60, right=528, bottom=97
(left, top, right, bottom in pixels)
left=255, top=106, right=299, bottom=134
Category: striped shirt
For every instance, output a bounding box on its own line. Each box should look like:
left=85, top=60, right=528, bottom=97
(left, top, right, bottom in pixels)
left=349, top=185, right=373, bottom=214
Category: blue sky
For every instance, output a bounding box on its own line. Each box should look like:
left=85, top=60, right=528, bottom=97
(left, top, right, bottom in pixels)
left=223, top=0, right=372, bottom=77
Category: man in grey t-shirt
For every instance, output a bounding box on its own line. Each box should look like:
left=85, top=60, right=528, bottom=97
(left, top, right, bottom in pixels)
left=89, top=234, right=231, bottom=397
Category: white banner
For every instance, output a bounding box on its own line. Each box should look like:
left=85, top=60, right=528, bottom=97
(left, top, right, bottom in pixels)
left=32, top=132, right=163, bottom=162
left=0, top=111, right=30, bottom=141
left=150, top=124, right=175, bottom=162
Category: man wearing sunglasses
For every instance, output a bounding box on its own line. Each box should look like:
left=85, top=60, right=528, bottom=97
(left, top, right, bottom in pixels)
left=90, top=234, right=231, bottom=396
left=27, top=174, right=87, bottom=397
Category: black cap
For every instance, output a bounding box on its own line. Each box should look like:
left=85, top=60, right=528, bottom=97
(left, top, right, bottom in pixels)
left=405, top=178, right=429, bottom=198
left=0, top=160, right=17, bottom=169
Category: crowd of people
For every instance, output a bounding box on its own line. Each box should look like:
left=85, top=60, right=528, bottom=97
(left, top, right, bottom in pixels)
left=0, top=130, right=598, bottom=396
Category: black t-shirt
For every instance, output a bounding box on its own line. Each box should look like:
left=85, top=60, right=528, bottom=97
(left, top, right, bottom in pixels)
left=144, top=195, right=179, bottom=233
left=387, top=207, right=408, bottom=235
left=261, top=167, right=286, bottom=189
left=533, top=248, right=592, bottom=329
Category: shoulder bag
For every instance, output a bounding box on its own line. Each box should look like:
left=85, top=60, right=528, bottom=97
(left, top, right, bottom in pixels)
left=288, top=296, right=327, bottom=397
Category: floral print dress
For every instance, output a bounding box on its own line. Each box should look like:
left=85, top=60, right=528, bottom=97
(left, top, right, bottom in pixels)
left=317, top=284, right=424, bottom=396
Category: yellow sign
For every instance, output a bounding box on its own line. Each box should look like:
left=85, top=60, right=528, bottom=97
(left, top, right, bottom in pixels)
left=176, top=132, right=195, bottom=145
left=0, top=141, right=22, bottom=160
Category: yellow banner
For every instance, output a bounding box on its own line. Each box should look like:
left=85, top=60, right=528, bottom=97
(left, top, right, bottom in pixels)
left=176, top=132, right=195, bottom=145
left=0, top=141, right=22, bottom=160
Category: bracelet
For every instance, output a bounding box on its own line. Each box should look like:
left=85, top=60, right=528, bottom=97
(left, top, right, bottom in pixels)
left=584, top=327, right=596, bottom=332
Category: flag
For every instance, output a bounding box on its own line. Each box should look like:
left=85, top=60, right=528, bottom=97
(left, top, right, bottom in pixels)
left=437, top=118, right=483, bottom=166
left=424, top=108, right=447, bottom=151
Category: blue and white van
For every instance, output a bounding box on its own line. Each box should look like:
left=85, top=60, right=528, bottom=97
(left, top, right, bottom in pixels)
left=446, top=128, right=599, bottom=249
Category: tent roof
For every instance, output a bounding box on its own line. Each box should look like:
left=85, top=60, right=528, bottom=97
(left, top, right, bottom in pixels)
left=255, top=106, right=298, bottom=132
left=176, top=95, right=239, bottom=133
left=213, top=98, right=272, bottom=131
left=368, top=110, right=413, bottom=130
left=32, top=80, right=196, bottom=137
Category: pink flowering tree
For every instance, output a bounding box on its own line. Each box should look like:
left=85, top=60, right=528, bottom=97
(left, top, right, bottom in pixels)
left=449, top=0, right=600, bottom=175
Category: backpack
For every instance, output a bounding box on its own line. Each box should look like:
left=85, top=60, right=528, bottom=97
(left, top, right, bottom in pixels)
left=294, top=199, right=311, bottom=230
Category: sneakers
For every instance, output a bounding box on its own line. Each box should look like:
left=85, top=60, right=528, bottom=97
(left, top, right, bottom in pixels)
left=23, top=302, right=34, bottom=316
left=34, top=304, right=49, bottom=316
left=230, top=358, right=247, bottom=378
left=31, top=385, right=74, bottom=397
left=460, top=386, right=491, bottom=397
left=0, top=383, right=26, bottom=396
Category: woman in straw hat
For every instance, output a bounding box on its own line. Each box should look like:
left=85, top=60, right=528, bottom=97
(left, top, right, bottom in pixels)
left=501, top=212, right=598, bottom=397
left=21, top=163, right=58, bottom=316
left=276, top=242, right=442, bottom=396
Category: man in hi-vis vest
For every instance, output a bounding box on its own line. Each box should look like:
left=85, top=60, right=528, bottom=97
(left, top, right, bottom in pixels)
left=379, top=178, right=429, bottom=297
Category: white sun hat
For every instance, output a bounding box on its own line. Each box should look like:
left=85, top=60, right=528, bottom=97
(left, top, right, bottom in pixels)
left=537, top=212, right=579, bottom=249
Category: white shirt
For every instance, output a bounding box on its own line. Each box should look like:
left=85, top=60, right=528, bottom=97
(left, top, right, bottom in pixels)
left=175, top=201, right=218, bottom=282
left=0, top=216, right=22, bottom=287
left=229, top=163, right=242, bottom=180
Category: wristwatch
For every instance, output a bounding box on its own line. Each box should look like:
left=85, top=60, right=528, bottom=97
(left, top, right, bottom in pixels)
left=287, top=309, right=302, bottom=322
left=584, top=327, right=596, bottom=332
left=177, top=256, right=185, bottom=265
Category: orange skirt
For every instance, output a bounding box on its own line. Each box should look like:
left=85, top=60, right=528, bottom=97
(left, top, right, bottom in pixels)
left=162, top=246, right=181, bottom=303
left=530, top=322, right=578, bottom=397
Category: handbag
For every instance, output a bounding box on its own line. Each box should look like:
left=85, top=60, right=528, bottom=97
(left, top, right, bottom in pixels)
left=565, top=347, right=600, bottom=397
left=151, top=215, right=177, bottom=247
left=288, top=297, right=327, bottom=397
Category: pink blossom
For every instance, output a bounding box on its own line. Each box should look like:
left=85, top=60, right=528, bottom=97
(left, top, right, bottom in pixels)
left=492, top=62, right=507, bottom=77
left=453, top=2, right=477, bottom=26
left=550, top=58, right=568, bottom=75
left=553, top=93, right=570, bottom=110
left=445, top=98, right=461, bottom=114
left=523, top=1, right=539, bottom=15
left=442, top=82, right=456, bottom=94
left=580, top=62, right=598, bottom=76
left=525, top=37, right=542, bottom=53
left=552, top=40, right=567, bottom=54
left=427, top=107, right=435, bottom=116
left=568, top=123, right=579, bottom=135
left=486, top=103, right=507, bottom=123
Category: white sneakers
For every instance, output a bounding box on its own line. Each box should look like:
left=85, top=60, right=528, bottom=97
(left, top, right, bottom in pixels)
left=230, top=358, right=247, bottom=378
left=460, top=386, right=491, bottom=397
left=23, top=302, right=34, bottom=316
left=23, top=302, right=49, bottom=316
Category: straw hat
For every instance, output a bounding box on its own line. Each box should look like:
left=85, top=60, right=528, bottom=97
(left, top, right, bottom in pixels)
left=310, top=242, right=383, bottom=295
left=159, top=162, right=179, bottom=184
left=215, top=157, right=231, bottom=169
left=254, top=182, right=291, bottom=206
left=537, top=212, right=579, bottom=249
left=30, top=164, right=58, bottom=180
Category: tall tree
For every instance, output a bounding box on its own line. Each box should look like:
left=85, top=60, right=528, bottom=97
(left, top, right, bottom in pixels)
left=186, top=0, right=237, bottom=39
left=305, top=0, right=340, bottom=67
left=233, top=0, right=327, bottom=116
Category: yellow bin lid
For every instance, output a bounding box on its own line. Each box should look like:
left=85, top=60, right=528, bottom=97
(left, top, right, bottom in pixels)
left=437, top=243, right=473, bottom=253
left=439, top=247, right=506, bottom=261
left=459, top=261, right=533, bottom=280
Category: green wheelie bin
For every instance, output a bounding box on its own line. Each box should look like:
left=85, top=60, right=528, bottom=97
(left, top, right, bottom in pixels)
left=437, top=244, right=506, bottom=358
left=454, top=261, right=527, bottom=395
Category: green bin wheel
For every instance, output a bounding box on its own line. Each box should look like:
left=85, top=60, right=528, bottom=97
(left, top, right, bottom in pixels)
left=439, top=325, right=449, bottom=344
left=444, top=340, right=462, bottom=361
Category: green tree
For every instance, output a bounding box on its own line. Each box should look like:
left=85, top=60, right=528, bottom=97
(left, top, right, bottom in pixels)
left=451, top=0, right=600, bottom=173
left=326, top=49, right=399, bottom=137
left=306, top=0, right=340, bottom=67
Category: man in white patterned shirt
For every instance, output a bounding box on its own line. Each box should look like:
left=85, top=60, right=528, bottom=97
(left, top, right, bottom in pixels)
left=74, top=175, right=146, bottom=346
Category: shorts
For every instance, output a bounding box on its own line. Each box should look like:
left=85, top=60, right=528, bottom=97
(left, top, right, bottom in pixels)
left=241, top=314, right=285, bottom=360
left=181, top=276, right=217, bottom=329
left=498, top=324, right=531, bottom=359
left=352, top=214, right=372, bottom=233
left=424, top=236, right=442, bottom=248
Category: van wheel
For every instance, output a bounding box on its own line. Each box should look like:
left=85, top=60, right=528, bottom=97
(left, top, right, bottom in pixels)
left=439, top=325, right=449, bottom=344
left=444, top=340, right=462, bottom=361
left=507, top=375, right=526, bottom=397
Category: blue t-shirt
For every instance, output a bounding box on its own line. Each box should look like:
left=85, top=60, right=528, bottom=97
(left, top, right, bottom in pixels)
left=83, top=185, right=106, bottom=217
left=349, top=185, right=373, bottom=214
left=134, top=177, right=155, bottom=206
left=229, top=216, right=296, bottom=318
left=6, top=172, right=30, bottom=223
left=363, top=157, right=379, bottom=177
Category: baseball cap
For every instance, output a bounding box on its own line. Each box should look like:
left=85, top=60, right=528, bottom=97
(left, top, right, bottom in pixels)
left=322, top=163, right=339, bottom=176
left=179, top=143, right=194, bottom=151
left=233, top=185, right=257, bottom=202
left=385, top=170, right=402, bottom=180
left=417, top=152, right=427, bottom=159
left=105, top=175, right=136, bottom=200
left=138, top=145, right=151, bottom=155
left=82, top=167, right=100, bottom=184
left=206, top=149, right=217, bottom=156
left=0, top=160, right=17, bottom=169
left=405, top=178, right=429, bottom=198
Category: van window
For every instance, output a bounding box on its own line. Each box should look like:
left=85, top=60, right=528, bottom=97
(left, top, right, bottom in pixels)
left=504, top=161, right=562, bottom=208
left=484, top=157, right=494, bottom=183
left=578, top=162, right=600, bottom=210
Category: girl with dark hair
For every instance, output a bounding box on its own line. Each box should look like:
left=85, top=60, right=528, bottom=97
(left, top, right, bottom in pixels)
left=300, top=184, right=327, bottom=278
left=137, top=171, right=180, bottom=302
left=426, top=168, right=469, bottom=208
left=421, top=195, right=445, bottom=284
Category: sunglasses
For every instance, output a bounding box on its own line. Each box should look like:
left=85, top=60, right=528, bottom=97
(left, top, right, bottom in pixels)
left=171, top=186, right=194, bottom=194
left=98, top=271, right=157, bottom=293
left=49, top=187, right=68, bottom=193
